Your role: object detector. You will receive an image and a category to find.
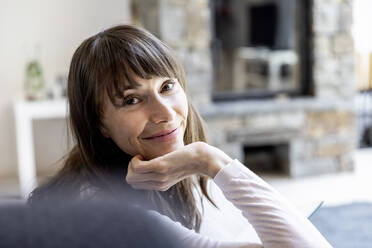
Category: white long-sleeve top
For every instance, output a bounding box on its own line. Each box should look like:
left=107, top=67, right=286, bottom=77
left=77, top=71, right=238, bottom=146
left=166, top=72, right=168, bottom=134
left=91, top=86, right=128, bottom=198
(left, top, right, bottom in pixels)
left=152, top=159, right=332, bottom=248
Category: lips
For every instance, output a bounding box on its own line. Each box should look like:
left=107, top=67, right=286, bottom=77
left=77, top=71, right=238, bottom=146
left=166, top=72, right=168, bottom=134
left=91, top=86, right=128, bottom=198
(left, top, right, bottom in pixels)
left=143, top=127, right=178, bottom=139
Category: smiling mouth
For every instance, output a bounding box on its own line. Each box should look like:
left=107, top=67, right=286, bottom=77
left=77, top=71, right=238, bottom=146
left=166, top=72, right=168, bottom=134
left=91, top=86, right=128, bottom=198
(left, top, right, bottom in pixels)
left=143, top=127, right=178, bottom=140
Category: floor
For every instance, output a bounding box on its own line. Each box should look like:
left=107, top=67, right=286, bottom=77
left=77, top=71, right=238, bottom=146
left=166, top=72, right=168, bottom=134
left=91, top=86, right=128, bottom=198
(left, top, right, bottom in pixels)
left=264, top=148, right=372, bottom=213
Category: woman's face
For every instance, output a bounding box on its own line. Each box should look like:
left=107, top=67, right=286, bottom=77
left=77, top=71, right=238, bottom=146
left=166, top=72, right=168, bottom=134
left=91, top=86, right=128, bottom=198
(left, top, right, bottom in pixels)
left=101, top=75, right=188, bottom=160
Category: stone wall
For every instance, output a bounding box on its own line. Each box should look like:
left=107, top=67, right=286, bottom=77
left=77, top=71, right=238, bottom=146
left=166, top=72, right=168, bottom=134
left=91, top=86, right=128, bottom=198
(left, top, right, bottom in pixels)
left=132, top=0, right=356, bottom=177
left=201, top=99, right=355, bottom=176
left=313, top=0, right=355, bottom=99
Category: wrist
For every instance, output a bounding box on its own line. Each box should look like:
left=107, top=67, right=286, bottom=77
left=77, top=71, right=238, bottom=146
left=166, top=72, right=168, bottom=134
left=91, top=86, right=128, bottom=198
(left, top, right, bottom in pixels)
left=198, top=142, right=233, bottom=178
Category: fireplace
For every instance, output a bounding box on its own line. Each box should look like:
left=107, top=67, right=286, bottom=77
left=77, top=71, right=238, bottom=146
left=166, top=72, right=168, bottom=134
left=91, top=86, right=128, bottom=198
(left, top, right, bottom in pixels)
left=244, top=143, right=289, bottom=175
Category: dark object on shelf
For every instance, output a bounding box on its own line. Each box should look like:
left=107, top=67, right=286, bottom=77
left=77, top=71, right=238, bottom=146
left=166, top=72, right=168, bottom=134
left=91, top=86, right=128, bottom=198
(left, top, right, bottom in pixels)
left=357, top=90, right=372, bottom=148
left=361, top=126, right=372, bottom=147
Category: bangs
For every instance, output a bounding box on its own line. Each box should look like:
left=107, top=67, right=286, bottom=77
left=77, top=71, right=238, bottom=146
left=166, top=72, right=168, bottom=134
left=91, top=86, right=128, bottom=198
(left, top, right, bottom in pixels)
left=91, top=28, right=181, bottom=108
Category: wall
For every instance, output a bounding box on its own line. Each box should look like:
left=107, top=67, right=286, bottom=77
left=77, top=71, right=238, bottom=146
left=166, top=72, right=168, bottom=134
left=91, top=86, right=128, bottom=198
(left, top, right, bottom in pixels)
left=0, top=0, right=131, bottom=178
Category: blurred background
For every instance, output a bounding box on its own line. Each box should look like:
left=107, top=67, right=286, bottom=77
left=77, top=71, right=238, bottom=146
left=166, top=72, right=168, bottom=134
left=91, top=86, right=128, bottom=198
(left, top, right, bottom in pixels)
left=0, top=0, right=371, bottom=246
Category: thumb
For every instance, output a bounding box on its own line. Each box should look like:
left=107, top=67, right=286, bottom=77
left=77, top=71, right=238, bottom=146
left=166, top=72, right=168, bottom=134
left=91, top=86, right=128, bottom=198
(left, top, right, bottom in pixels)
left=128, top=155, right=143, bottom=171
left=130, top=154, right=147, bottom=171
left=133, top=154, right=144, bottom=161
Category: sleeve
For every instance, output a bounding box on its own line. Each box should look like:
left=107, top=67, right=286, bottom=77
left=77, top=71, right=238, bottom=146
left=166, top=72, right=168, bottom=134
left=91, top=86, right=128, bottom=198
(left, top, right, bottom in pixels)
left=212, top=159, right=333, bottom=248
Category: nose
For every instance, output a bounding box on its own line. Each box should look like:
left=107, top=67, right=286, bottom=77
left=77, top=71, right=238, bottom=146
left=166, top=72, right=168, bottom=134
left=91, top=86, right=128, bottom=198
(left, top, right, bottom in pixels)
left=148, top=95, right=175, bottom=124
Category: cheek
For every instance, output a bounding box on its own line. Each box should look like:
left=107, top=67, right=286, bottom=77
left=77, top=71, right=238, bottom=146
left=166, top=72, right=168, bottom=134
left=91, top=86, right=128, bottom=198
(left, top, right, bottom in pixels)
left=107, top=114, right=146, bottom=154
left=176, top=91, right=188, bottom=119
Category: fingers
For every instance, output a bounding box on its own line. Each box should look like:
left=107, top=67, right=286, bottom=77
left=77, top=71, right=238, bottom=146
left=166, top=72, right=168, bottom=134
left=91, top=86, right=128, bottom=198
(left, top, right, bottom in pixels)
left=130, top=155, right=167, bottom=174
left=125, top=152, right=182, bottom=191
left=126, top=155, right=171, bottom=190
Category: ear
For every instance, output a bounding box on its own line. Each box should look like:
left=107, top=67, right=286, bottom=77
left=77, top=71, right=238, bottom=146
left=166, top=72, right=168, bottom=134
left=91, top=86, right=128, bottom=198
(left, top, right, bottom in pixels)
left=100, top=125, right=110, bottom=138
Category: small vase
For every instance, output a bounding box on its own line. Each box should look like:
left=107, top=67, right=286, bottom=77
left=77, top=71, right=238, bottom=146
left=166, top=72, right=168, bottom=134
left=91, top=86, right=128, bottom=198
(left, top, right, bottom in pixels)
left=24, top=59, right=45, bottom=101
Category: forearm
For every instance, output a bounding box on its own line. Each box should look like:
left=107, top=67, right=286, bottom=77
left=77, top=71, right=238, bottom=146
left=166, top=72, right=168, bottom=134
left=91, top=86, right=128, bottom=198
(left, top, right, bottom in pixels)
left=213, top=159, right=332, bottom=248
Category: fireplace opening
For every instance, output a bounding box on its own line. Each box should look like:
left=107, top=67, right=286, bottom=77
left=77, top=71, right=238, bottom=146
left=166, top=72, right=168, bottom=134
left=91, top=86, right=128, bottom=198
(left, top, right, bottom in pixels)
left=244, top=143, right=289, bottom=175
left=211, top=0, right=312, bottom=101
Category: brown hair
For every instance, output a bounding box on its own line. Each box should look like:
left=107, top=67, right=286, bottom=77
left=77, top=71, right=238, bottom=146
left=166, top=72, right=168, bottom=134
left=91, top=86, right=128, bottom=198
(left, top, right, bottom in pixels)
left=28, top=25, right=214, bottom=231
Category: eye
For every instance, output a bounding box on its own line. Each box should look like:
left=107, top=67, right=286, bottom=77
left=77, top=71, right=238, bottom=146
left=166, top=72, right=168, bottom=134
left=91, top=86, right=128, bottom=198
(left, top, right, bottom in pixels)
left=123, top=96, right=140, bottom=106
left=161, top=80, right=176, bottom=92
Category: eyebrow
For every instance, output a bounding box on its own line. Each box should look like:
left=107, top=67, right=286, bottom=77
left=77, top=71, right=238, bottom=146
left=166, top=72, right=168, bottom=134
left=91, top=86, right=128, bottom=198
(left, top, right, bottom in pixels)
left=123, top=85, right=140, bottom=91
left=123, top=78, right=174, bottom=91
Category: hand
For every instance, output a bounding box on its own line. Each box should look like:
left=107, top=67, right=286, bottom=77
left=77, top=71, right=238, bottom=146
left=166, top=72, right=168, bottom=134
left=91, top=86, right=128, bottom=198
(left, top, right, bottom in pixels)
left=125, top=142, right=232, bottom=191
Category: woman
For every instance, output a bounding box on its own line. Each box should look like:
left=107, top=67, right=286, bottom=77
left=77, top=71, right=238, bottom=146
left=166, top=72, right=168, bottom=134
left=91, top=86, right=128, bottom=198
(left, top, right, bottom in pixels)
left=29, top=25, right=332, bottom=247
